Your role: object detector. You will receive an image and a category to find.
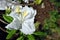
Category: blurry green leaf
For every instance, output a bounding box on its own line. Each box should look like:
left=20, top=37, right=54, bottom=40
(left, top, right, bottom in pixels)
left=50, top=16, right=56, bottom=22
left=18, top=0, right=21, bottom=2
left=48, top=22, right=57, bottom=28
left=34, top=21, right=40, bottom=29
left=43, top=18, right=57, bottom=29
left=3, top=14, right=13, bottom=23
left=27, top=35, right=35, bottom=40
left=20, top=32, right=23, bottom=36
left=49, top=0, right=55, bottom=2
left=54, top=2, right=60, bottom=7
left=49, top=10, right=58, bottom=16
left=44, top=19, right=51, bottom=24
left=6, top=30, right=16, bottom=39
left=18, top=0, right=22, bottom=3
left=6, top=29, right=11, bottom=33
left=43, top=24, right=49, bottom=29
left=51, top=27, right=60, bottom=33
left=50, top=0, right=60, bottom=7
left=34, top=0, right=42, bottom=5
left=55, top=27, right=60, bottom=35
left=17, top=36, right=24, bottom=40
left=34, top=31, right=47, bottom=37
left=43, top=19, right=50, bottom=29
left=56, top=15, right=60, bottom=19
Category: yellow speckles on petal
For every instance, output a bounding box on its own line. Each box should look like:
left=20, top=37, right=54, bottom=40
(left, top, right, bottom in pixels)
left=23, top=11, right=28, bottom=18
left=15, top=6, right=20, bottom=13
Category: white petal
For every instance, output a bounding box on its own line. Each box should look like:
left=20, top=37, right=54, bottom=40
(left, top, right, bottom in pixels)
left=5, top=18, right=21, bottom=30
left=20, top=17, right=35, bottom=35
left=30, top=7, right=37, bottom=16
left=23, top=0, right=29, bottom=3
left=25, top=7, right=37, bottom=20
left=0, top=0, right=7, bottom=10
left=21, top=6, right=37, bottom=20
left=8, top=11, right=19, bottom=19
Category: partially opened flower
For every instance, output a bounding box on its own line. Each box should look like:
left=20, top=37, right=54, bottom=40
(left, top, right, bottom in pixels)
left=23, top=0, right=34, bottom=3
left=23, top=0, right=29, bottom=3
left=5, top=5, right=37, bottom=35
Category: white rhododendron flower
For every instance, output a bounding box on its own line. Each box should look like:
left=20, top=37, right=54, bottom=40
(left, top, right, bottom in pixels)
left=5, top=5, right=37, bottom=35
left=23, top=0, right=29, bottom=3
left=0, top=0, right=7, bottom=10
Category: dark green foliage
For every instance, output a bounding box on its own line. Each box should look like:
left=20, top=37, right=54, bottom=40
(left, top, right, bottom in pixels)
left=27, top=35, right=35, bottom=40
left=43, top=10, right=60, bottom=36
left=17, top=36, right=24, bottom=40
left=50, top=16, right=56, bottom=22
left=56, top=14, right=60, bottom=19
left=6, top=30, right=17, bottom=39
left=34, top=31, right=47, bottom=37
left=49, top=10, right=58, bottom=16
left=3, top=14, right=13, bottom=23
left=50, top=0, right=60, bottom=7
left=54, top=2, right=60, bottom=7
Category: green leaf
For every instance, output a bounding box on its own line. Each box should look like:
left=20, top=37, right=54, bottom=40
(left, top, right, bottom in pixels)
left=34, top=21, right=40, bottom=29
left=34, top=0, right=42, bottom=5
left=27, top=35, right=35, bottom=40
left=17, top=36, right=24, bottom=40
left=3, top=14, right=13, bottom=23
left=6, top=30, right=16, bottom=39
left=34, top=31, right=47, bottom=37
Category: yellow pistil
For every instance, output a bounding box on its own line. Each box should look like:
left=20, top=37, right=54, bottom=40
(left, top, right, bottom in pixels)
left=23, top=11, right=28, bottom=18
left=15, top=6, right=20, bottom=13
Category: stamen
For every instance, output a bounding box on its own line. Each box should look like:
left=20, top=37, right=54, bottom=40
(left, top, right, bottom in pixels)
left=23, top=11, right=28, bottom=18
left=15, top=6, right=20, bottom=13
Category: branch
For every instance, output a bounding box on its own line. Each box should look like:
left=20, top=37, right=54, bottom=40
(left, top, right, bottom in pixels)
left=0, top=27, right=8, bottom=33
left=0, top=19, right=8, bottom=24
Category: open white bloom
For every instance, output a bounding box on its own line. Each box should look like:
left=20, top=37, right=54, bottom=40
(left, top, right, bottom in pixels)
left=23, top=0, right=29, bottom=3
left=0, top=0, right=7, bottom=10
left=5, top=5, right=37, bottom=35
